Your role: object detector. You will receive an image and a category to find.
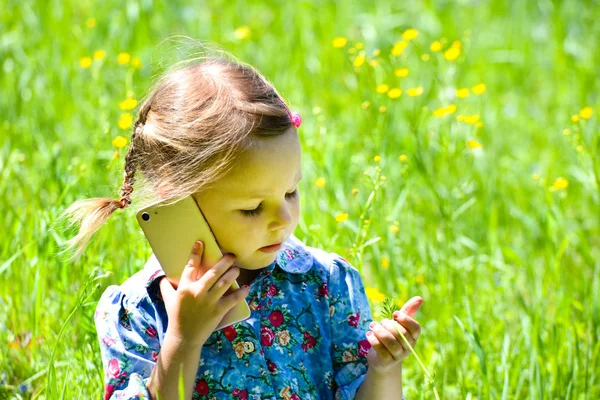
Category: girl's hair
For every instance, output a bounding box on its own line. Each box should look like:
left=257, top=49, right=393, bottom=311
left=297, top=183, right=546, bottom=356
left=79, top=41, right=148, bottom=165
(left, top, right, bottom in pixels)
left=58, top=43, right=294, bottom=262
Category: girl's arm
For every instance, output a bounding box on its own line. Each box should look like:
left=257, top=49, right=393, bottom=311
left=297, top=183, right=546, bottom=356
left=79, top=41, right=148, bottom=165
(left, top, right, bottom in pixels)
left=355, top=362, right=404, bottom=400
left=146, top=327, right=203, bottom=400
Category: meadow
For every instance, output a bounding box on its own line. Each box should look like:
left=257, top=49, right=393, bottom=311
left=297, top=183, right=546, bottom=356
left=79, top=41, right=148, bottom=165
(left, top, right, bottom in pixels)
left=1, top=0, right=599, bottom=398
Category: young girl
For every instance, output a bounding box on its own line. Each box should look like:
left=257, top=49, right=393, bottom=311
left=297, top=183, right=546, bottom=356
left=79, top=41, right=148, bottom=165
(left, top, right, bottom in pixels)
left=62, top=50, right=423, bottom=400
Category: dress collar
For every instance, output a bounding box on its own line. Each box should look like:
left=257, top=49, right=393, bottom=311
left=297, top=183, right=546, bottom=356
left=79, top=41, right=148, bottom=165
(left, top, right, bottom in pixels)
left=144, top=234, right=313, bottom=289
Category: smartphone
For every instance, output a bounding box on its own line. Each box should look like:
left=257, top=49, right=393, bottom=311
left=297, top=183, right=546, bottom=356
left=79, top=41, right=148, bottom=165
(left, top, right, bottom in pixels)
left=135, top=195, right=251, bottom=331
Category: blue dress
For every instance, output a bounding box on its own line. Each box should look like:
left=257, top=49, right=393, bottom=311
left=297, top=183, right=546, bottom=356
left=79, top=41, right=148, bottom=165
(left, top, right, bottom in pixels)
left=94, top=234, right=374, bottom=399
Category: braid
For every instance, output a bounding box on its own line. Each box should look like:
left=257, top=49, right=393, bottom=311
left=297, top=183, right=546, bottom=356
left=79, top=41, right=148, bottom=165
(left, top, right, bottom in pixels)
left=117, top=99, right=152, bottom=210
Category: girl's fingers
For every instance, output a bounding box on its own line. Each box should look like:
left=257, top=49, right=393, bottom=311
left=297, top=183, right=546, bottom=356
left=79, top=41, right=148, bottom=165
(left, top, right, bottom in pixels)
left=366, top=331, right=395, bottom=364
left=399, top=296, right=423, bottom=318
left=392, top=312, right=421, bottom=341
left=159, top=277, right=177, bottom=304
left=180, top=241, right=203, bottom=284
left=370, top=320, right=405, bottom=361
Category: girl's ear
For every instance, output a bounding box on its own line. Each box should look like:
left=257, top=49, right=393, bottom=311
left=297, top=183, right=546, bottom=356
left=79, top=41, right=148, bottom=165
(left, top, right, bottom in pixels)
left=157, top=182, right=171, bottom=200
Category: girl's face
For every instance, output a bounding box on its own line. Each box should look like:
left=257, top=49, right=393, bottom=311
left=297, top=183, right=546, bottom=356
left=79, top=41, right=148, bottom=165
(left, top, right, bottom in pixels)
left=192, top=128, right=302, bottom=271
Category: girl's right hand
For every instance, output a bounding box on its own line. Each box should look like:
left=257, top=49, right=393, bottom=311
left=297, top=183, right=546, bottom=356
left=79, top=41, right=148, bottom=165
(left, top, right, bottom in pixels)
left=159, top=240, right=250, bottom=348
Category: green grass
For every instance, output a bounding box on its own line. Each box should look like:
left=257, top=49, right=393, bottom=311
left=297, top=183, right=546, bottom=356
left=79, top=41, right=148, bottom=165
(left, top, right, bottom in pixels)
left=2, top=0, right=599, bottom=398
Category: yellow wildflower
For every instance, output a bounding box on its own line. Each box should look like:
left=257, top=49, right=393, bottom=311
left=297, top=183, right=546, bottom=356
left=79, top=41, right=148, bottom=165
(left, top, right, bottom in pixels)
left=374, top=156, right=382, bottom=163
left=335, top=212, right=349, bottom=222
left=430, top=41, right=442, bottom=52
left=406, top=86, right=424, bottom=97
left=348, top=47, right=356, bottom=55
left=79, top=57, right=92, bottom=69
left=381, top=256, right=390, bottom=270
left=476, top=121, right=484, bottom=128
left=552, top=177, right=568, bottom=190
left=571, top=114, right=580, bottom=122
left=332, top=37, right=347, bottom=48
left=86, top=17, right=96, bottom=28
left=112, top=135, right=128, bottom=149
left=365, top=286, right=386, bottom=302
left=472, top=83, right=486, bottom=94
left=576, top=145, right=584, bottom=153
left=369, top=59, right=380, bottom=68
left=376, top=84, right=389, bottom=94
left=389, top=225, right=400, bottom=233
left=373, top=49, right=381, bottom=56
left=391, top=40, right=408, bottom=56
left=456, top=88, right=470, bottom=98
left=119, top=98, right=137, bottom=111
left=234, top=26, right=251, bottom=40
left=402, top=28, right=418, bottom=41
left=399, top=154, right=407, bottom=162
left=93, top=50, right=106, bottom=60
left=467, top=139, right=482, bottom=149
left=117, top=52, right=131, bottom=65
left=355, top=42, right=364, bottom=50
left=394, top=68, right=409, bottom=78
left=433, top=104, right=457, bottom=118
left=459, top=114, right=480, bottom=124
left=118, top=113, right=133, bottom=130
left=353, top=54, right=365, bottom=67
left=131, top=57, right=142, bottom=69
left=388, top=88, right=402, bottom=99
left=316, top=177, right=326, bottom=188
left=379, top=106, right=387, bottom=113
left=352, top=188, right=359, bottom=195
left=443, top=41, right=461, bottom=61
left=416, top=274, right=425, bottom=284
left=579, top=106, right=593, bottom=119
left=361, top=101, right=371, bottom=110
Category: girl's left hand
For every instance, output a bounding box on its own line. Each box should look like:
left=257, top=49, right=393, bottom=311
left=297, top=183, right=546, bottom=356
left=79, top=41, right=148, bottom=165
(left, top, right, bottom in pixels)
left=365, top=296, right=423, bottom=373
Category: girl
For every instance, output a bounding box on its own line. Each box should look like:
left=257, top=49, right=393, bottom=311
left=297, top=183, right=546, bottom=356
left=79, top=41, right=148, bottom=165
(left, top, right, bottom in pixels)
left=61, top=48, right=423, bottom=400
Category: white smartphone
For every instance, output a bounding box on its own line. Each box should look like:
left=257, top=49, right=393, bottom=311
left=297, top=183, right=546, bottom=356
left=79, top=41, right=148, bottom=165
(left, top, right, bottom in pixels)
left=135, top=195, right=251, bottom=331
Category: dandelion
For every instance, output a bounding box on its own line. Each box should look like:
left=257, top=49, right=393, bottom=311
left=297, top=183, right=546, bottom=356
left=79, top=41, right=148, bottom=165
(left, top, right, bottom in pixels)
left=571, top=114, right=580, bottom=123
left=355, top=42, right=364, bottom=50
left=119, top=98, right=137, bottom=111
left=381, top=256, right=390, bottom=269
left=458, top=114, right=480, bottom=124
left=416, top=275, right=425, bottom=284
left=335, top=212, right=349, bottom=222
left=399, top=154, right=408, bottom=162
left=316, top=177, right=326, bottom=188
left=388, top=88, right=402, bottom=99
left=456, top=88, right=470, bottom=98
left=391, top=40, right=408, bottom=56
left=365, top=287, right=386, bottom=302
left=443, top=41, right=461, bottom=61
left=467, top=139, right=482, bottom=149
left=406, top=86, right=424, bottom=97
left=472, top=83, right=486, bottom=94
left=433, top=104, right=457, bottom=118
left=374, top=156, right=382, bottom=163
left=361, top=101, right=371, bottom=110
left=79, top=57, right=92, bottom=69
left=389, top=225, right=400, bottom=233
left=86, top=17, right=96, bottom=28
left=430, top=41, right=442, bottom=52
left=118, top=113, right=133, bottom=130
left=112, top=135, right=128, bottom=149
left=234, top=26, right=251, bottom=40
left=352, top=188, right=359, bottom=195
left=394, top=68, right=409, bottom=78
left=131, top=57, right=142, bottom=69
left=402, top=29, right=418, bottom=41
left=579, top=106, right=593, bottom=119
left=332, top=37, right=347, bottom=48
left=376, top=84, right=389, bottom=94
left=353, top=54, right=366, bottom=67
left=117, top=52, right=131, bottom=65
left=93, top=50, right=106, bottom=60
left=551, top=177, right=568, bottom=191
left=379, top=106, right=387, bottom=113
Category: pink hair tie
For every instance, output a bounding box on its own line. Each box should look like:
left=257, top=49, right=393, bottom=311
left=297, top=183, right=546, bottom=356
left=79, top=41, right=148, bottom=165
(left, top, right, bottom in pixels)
left=279, top=98, right=302, bottom=128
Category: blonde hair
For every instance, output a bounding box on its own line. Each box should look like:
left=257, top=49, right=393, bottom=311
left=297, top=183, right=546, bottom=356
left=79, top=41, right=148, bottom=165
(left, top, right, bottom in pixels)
left=58, top=40, right=295, bottom=262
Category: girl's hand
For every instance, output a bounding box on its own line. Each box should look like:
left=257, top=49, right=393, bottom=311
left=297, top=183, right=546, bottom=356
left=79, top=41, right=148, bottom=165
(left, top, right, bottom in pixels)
left=365, top=296, right=423, bottom=373
left=159, top=241, right=250, bottom=348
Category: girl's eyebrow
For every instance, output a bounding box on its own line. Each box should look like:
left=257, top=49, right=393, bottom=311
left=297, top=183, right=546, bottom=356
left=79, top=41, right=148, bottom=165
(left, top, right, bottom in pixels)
left=240, top=172, right=303, bottom=200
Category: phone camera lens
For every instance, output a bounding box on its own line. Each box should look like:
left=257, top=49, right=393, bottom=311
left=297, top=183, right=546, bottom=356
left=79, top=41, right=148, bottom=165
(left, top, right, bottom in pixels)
left=141, top=212, right=150, bottom=221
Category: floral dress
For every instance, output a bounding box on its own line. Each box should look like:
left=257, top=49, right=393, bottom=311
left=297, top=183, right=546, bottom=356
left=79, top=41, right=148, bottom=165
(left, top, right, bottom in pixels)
left=95, top=234, right=374, bottom=400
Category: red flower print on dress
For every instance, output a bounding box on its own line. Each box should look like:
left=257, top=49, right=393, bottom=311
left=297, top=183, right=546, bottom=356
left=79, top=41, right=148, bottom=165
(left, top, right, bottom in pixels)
left=145, top=326, right=157, bottom=338
left=291, top=394, right=301, bottom=400
left=152, top=351, right=159, bottom=361
left=104, top=384, right=115, bottom=400
left=195, top=380, right=209, bottom=396
left=261, top=325, right=275, bottom=346
left=222, top=325, right=237, bottom=342
left=232, top=388, right=248, bottom=399
left=317, top=282, right=328, bottom=297
left=302, top=332, right=317, bottom=352
left=107, top=358, right=123, bottom=379
left=348, top=312, right=360, bottom=327
left=268, top=310, right=284, bottom=327
left=266, top=284, right=279, bottom=297
left=266, top=359, right=277, bottom=373
left=358, top=339, right=372, bottom=357
left=101, top=335, right=115, bottom=347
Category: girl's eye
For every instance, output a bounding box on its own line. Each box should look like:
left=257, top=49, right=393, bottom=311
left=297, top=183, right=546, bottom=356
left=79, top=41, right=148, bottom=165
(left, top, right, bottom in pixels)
left=240, top=189, right=299, bottom=217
